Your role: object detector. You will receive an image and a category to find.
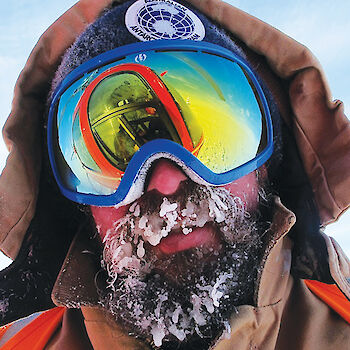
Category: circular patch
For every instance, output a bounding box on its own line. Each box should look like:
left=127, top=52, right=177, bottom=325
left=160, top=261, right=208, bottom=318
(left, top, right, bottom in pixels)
left=125, top=0, right=205, bottom=41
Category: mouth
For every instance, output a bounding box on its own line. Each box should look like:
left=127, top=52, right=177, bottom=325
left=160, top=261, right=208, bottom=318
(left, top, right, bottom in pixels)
left=153, top=222, right=221, bottom=255
left=127, top=192, right=228, bottom=253
left=102, top=184, right=248, bottom=279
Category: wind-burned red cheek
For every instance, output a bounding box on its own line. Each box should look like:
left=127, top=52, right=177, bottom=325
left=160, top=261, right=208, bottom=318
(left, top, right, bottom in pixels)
left=222, top=170, right=260, bottom=211
left=91, top=204, right=130, bottom=240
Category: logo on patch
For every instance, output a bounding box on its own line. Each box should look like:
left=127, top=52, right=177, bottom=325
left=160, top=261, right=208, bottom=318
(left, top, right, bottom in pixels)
left=125, top=0, right=205, bottom=41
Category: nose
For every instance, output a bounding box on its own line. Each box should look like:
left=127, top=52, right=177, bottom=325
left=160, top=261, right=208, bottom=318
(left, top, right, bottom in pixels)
left=146, top=159, right=188, bottom=195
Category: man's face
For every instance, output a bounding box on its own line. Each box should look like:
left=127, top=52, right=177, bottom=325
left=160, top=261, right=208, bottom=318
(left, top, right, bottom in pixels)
left=91, top=159, right=270, bottom=347
left=46, top=1, right=279, bottom=345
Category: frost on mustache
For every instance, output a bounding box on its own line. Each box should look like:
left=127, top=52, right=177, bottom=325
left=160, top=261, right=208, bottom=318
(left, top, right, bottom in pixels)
left=103, top=186, right=248, bottom=280
left=101, top=185, right=258, bottom=347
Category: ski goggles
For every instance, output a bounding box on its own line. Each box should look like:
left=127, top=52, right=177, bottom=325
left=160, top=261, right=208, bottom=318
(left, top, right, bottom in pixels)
left=48, top=40, right=273, bottom=206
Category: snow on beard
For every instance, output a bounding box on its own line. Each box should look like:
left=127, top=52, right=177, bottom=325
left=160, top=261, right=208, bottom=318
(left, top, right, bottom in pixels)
left=98, top=182, right=266, bottom=348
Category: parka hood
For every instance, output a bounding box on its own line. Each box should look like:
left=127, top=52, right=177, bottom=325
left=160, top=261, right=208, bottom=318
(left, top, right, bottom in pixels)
left=0, top=0, right=350, bottom=327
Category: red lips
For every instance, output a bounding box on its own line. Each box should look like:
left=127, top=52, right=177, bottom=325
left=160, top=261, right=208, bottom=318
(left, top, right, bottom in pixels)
left=154, top=222, right=221, bottom=255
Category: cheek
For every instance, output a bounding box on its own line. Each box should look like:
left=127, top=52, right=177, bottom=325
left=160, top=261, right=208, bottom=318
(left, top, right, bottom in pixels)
left=222, top=171, right=259, bottom=211
left=90, top=205, right=130, bottom=240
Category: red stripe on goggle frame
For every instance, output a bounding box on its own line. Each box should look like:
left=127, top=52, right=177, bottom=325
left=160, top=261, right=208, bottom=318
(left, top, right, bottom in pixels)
left=78, top=63, right=194, bottom=177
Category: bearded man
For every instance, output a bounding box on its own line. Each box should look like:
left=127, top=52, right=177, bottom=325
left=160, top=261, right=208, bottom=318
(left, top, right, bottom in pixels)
left=0, top=1, right=349, bottom=349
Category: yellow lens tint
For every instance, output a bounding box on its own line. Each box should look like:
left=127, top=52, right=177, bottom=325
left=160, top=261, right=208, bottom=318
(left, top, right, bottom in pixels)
left=155, top=51, right=264, bottom=173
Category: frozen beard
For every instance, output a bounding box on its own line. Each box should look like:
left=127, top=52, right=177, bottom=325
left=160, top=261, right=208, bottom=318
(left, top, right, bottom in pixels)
left=98, top=181, right=270, bottom=349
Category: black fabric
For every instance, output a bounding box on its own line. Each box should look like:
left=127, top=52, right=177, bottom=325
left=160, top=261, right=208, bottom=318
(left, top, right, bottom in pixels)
left=251, top=54, right=332, bottom=282
left=277, top=119, right=333, bottom=282
left=238, top=41, right=332, bottom=283
left=0, top=160, right=91, bottom=326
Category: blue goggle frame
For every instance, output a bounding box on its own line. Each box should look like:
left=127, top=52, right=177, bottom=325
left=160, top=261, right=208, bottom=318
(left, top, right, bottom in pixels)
left=48, top=40, right=273, bottom=206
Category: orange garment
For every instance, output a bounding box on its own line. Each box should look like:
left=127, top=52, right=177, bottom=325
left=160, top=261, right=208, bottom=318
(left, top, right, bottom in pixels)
left=0, top=307, right=65, bottom=350
left=0, top=324, right=11, bottom=340
left=0, top=283, right=349, bottom=349
left=305, top=279, right=350, bottom=324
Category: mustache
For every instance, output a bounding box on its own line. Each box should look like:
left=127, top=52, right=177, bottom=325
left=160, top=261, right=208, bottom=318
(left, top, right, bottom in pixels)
left=134, top=179, right=199, bottom=215
left=102, top=181, right=263, bottom=283
left=110, top=180, right=255, bottom=248
left=130, top=180, right=257, bottom=243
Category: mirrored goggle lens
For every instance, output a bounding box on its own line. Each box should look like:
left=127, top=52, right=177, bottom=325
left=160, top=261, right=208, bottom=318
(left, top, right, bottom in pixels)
left=52, top=48, right=268, bottom=196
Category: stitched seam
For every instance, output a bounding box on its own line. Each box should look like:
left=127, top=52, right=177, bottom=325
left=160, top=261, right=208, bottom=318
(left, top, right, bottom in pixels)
left=293, top=117, right=341, bottom=212
left=0, top=199, right=34, bottom=255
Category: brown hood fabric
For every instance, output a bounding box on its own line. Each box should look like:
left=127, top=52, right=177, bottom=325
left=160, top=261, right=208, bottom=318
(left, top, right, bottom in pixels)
left=47, top=199, right=349, bottom=350
left=0, top=0, right=350, bottom=338
left=1, top=0, right=350, bottom=259
left=0, top=0, right=113, bottom=260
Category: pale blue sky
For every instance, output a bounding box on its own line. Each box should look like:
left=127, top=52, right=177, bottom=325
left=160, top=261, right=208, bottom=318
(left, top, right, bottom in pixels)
left=0, top=0, right=349, bottom=269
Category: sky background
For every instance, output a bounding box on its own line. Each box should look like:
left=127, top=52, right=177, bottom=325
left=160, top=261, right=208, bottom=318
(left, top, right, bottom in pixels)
left=0, top=0, right=349, bottom=269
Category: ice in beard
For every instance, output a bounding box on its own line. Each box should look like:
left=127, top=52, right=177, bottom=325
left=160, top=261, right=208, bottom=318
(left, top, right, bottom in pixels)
left=102, top=184, right=250, bottom=279
left=100, top=183, right=263, bottom=347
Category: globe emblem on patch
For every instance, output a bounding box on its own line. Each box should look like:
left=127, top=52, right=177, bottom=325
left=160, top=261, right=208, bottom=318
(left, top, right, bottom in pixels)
left=126, top=0, right=205, bottom=42
left=138, top=3, right=194, bottom=39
